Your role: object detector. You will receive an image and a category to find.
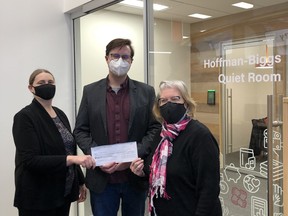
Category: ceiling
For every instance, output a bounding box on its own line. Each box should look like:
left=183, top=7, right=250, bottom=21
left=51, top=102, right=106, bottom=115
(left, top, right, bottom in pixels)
left=107, top=0, right=288, bottom=24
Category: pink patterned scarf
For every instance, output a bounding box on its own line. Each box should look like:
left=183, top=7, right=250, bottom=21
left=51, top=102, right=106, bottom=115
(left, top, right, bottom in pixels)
left=149, top=115, right=191, bottom=215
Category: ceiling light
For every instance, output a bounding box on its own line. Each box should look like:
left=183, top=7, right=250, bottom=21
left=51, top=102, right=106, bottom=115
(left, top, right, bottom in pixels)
left=121, top=0, right=142, bottom=8
left=188, top=13, right=211, bottom=19
left=120, top=0, right=168, bottom=11
left=153, top=3, right=168, bottom=11
left=232, top=2, right=254, bottom=9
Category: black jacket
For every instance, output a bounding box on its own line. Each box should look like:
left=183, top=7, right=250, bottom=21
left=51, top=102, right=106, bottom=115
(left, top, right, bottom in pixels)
left=145, top=120, right=222, bottom=216
left=12, top=99, right=84, bottom=210
left=73, top=77, right=161, bottom=193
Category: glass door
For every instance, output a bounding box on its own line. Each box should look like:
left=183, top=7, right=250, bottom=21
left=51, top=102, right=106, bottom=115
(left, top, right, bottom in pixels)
left=220, top=37, right=285, bottom=215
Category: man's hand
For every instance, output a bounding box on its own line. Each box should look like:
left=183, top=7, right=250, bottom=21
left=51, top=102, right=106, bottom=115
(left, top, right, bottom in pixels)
left=130, top=158, right=145, bottom=177
left=115, top=162, right=131, bottom=171
left=100, top=162, right=118, bottom=174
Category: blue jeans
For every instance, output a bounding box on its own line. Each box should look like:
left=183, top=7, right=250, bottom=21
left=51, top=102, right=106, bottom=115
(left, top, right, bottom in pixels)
left=90, top=182, right=147, bottom=216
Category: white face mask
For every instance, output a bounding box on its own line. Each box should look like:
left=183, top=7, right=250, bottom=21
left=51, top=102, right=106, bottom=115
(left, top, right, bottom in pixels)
left=109, top=58, right=131, bottom=76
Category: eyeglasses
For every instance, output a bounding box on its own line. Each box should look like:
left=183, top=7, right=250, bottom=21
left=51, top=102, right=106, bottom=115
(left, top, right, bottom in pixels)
left=110, top=53, right=131, bottom=61
left=158, top=96, right=182, bottom=106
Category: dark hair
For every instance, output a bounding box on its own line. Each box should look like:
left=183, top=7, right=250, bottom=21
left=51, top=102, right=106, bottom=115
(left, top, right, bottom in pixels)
left=29, top=69, right=54, bottom=85
left=105, top=38, right=134, bottom=60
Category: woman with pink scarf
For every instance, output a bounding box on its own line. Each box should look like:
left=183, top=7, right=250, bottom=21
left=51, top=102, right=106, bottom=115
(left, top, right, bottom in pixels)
left=131, top=80, right=222, bottom=216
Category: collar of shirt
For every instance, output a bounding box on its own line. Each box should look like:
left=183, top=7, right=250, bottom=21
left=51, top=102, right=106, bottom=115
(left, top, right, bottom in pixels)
left=106, top=76, right=129, bottom=92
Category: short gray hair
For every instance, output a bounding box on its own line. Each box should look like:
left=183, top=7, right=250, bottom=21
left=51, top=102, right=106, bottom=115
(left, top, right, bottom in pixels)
left=153, top=80, right=197, bottom=123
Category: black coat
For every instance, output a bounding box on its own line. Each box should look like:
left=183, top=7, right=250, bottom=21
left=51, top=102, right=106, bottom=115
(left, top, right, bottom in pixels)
left=12, top=99, right=84, bottom=210
left=145, top=120, right=222, bottom=216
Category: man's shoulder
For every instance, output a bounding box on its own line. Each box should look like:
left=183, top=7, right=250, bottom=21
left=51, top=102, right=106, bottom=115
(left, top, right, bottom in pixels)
left=84, top=78, right=106, bottom=90
left=129, top=78, right=154, bottom=90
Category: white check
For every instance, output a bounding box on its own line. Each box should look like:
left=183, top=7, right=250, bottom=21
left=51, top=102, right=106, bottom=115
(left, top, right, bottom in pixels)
left=91, top=141, right=138, bottom=166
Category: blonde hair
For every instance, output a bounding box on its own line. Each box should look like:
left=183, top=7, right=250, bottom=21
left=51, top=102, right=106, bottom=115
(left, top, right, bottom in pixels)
left=153, top=80, right=196, bottom=123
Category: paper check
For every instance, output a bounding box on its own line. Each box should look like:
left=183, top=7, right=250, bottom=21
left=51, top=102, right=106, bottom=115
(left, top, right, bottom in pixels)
left=91, top=141, right=138, bottom=166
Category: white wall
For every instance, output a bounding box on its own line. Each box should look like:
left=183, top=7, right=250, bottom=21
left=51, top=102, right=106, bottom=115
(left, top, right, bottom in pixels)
left=64, top=0, right=91, bottom=12
left=0, top=0, right=75, bottom=215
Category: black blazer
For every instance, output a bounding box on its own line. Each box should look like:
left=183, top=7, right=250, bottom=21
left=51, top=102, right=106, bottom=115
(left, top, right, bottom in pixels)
left=12, top=99, right=84, bottom=210
left=74, top=77, right=161, bottom=193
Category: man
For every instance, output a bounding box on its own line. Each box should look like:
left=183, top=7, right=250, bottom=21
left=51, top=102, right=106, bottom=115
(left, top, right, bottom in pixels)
left=73, top=38, right=160, bottom=216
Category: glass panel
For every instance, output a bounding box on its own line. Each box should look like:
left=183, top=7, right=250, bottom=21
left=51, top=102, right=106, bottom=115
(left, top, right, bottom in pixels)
left=150, top=0, right=287, bottom=215
left=190, top=1, right=288, bottom=216
left=149, top=1, right=191, bottom=90
left=220, top=38, right=274, bottom=215
left=222, top=37, right=274, bottom=174
left=73, top=2, right=144, bottom=216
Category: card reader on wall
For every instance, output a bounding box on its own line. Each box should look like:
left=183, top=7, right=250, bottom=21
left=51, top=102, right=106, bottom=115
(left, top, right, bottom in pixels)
left=207, top=90, right=215, bottom=105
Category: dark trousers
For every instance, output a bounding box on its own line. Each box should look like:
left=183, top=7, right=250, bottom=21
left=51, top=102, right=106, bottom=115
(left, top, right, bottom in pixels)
left=18, top=201, right=71, bottom=216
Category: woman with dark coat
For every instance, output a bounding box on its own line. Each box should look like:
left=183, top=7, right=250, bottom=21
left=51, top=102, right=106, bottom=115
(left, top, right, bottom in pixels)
left=12, top=69, right=96, bottom=216
left=130, top=80, right=222, bottom=216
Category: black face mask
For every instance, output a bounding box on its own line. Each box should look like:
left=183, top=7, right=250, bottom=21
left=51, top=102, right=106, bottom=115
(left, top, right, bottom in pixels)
left=160, top=102, right=186, bottom=124
left=33, top=84, right=56, bottom=100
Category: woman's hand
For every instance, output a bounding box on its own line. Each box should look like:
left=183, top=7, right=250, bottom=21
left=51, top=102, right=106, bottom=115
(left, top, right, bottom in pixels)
left=130, top=158, right=145, bottom=177
left=67, top=155, right=96, bottom=169
left=78, top=184, right=87, bottom=203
